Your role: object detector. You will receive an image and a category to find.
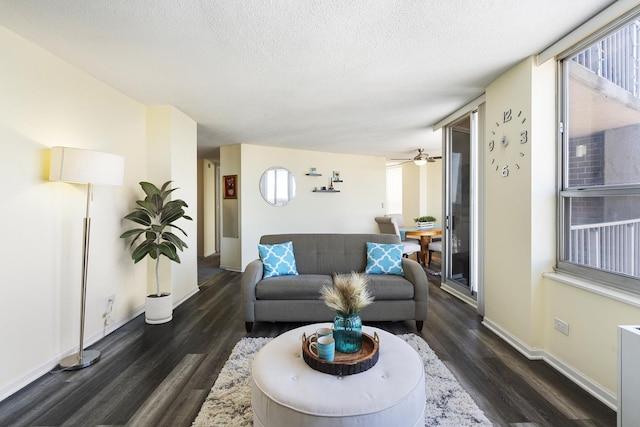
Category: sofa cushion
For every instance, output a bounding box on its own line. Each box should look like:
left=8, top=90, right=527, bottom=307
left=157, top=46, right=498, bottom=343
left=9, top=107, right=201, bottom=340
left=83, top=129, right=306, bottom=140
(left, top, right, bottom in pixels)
left=366, top=274, right=415, bottom=300
left=256, top=274, right=333, bottom=300
left=365, top=242, right=404, bottom=275
left=258, top=241, right=298, bottom=278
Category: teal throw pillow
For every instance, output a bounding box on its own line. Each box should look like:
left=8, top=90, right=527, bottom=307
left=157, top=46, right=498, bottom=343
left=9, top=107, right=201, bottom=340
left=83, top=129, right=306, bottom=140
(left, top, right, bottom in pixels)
left=258, top=241, right=299, bottom=278
left=365, top=242, right=404, bottom=275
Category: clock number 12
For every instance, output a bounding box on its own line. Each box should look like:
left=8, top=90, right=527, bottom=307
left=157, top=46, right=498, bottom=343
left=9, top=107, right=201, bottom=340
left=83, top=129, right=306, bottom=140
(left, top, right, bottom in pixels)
left=503, top=109, right=512, bottom=123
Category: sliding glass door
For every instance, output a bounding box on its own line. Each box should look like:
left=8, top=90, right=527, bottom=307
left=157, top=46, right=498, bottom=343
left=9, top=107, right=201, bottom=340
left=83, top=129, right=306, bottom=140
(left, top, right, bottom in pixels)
left=443, top=112, right=479, bottom=303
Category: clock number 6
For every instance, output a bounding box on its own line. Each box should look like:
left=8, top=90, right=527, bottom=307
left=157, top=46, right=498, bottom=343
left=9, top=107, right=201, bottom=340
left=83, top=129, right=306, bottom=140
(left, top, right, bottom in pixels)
left=501, top=165, right=509, bottom=177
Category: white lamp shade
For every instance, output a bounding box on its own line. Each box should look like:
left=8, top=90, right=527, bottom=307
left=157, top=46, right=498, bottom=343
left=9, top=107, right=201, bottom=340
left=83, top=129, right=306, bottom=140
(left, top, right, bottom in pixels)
left=50, top=146, right=124, bottom=185
left=413, top=159, right=427, bottom=166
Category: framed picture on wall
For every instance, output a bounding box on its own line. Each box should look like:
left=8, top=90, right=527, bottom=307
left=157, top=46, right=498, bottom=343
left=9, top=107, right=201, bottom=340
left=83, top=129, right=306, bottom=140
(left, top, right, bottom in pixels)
left=224, top=175, right=237, bottom=199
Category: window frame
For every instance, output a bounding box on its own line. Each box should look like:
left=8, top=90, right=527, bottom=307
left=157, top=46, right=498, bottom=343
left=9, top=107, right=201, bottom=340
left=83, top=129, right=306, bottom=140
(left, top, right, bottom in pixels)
left=557, top=8, right=640, bottom=294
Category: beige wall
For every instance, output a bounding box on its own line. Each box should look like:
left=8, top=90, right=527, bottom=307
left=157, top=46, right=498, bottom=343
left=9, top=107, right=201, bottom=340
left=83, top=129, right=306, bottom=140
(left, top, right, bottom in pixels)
left=483, top=56, right=640, bottom=409
left=199, top=159, right=217, bottom=256
left=425, top=159, right=443, bottom=226
left=145, top=106, right=198, bottom=300
left=218, top=144, right=387, bottom=271
left=400, top=159, right=442, bottom=228
left=0, top=27, right=198, bottom=400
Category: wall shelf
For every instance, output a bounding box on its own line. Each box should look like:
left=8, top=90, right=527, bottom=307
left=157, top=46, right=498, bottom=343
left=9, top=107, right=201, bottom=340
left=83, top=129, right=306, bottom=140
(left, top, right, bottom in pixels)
left=313, top=189, right=340, bottom=193
left=305, top=173, right=323, bottom=176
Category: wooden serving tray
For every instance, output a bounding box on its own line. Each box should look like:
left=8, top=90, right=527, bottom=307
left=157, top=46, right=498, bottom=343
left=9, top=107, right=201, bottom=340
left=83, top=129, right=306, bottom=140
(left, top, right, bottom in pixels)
left=301, top=331, right=380, bottom=376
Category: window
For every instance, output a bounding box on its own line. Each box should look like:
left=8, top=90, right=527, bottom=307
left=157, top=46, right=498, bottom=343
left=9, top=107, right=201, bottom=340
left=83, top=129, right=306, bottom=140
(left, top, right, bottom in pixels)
left=559, top=11, right=640, bottom=293
left=386, top=165, right=402, bottom=214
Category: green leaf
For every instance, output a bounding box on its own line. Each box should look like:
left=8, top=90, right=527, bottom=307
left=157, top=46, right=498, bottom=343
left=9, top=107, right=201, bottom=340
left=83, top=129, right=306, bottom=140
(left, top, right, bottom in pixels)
left=120, top=228, right=146, bottom=241
left=158, top=242, right=179, bottom=262
left=140, top=182, right=161, bottom=198
left=162, top=231, right=188, bottom=250
left=131, top=239, right=156, bottom=263
left=124, top=210, right=151, bottom=226
left=170, top=224, right=188, bottom=237
left=136, top=199, right=158, bottom=215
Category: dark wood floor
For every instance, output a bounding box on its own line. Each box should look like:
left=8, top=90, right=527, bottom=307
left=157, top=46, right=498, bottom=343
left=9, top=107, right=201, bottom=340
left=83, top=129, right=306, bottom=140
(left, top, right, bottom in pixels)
left=0, top=261, right=616, bottom=426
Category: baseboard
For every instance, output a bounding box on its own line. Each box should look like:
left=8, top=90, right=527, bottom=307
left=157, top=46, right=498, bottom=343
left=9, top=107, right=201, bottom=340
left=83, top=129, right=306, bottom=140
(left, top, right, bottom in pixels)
left=482, top=317, right=617, bottom=411
left=0, top=287, right=199, bottom=403
left=220, top=264, right=242, bottom=272
left=440, top=283, right=478, bottom=308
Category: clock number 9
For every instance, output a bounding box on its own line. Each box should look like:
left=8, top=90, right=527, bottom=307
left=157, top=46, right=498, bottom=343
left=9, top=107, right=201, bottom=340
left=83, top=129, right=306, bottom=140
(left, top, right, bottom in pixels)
left=489, top=140, right=495, bottom=152
left=520, top=130, right=528, bottom=144
left=501, top=165, right=509, bottom=177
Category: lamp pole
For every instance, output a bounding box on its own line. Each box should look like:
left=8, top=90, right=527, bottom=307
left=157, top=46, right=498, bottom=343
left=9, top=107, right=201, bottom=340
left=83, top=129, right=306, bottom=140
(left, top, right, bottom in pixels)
left=59, top=183, right=101, bottom=369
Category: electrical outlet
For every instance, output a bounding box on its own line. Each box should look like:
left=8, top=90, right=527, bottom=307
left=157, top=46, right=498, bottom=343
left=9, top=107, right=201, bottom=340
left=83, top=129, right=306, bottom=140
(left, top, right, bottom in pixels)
left=106, top=295, right=115, bottom=312
left=104, top=295, right=115, bottom=326
left=554, top=318, right=569, bottom=335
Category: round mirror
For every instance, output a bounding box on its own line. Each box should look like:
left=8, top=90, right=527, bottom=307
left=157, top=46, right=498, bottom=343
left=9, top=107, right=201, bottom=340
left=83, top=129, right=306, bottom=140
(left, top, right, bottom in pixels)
left=259, top=167, right=297, bottom=207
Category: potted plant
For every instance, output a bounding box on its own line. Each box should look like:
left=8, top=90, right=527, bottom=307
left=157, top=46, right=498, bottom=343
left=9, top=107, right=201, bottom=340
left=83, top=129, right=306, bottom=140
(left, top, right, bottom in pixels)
left=120, top=181, right=192, bottom=324
left=320, top=272, right=374, bottom=353
left=414, top=215, right=436, bottom=229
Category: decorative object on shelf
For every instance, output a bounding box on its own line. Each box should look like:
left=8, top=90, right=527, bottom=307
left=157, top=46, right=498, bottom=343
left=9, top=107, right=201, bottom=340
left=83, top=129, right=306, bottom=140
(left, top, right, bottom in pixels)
left=328, top=177, right=334, bottom=191
left=414, top=215, right=436, bottom=229
left=223, top=174, right=237, bottom=199
left=120, top=181, right=192, bottom=324
left=306, top=167, right=322, bottom=176
left=49, top=146, right=124, bottom=370
left=320, top=272, right=374, bottom=353
left=332, top=170, right=342, bottom=182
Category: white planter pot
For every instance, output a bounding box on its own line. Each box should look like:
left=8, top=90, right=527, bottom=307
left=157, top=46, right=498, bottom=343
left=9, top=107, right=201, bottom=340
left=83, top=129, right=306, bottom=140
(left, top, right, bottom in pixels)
left=417, top=222, right=434, bottom=229
left=145, top=293, right=173, bottom=324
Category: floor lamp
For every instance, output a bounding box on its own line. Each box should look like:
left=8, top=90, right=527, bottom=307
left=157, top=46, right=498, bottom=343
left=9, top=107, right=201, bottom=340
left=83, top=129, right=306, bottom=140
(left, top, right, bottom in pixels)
left=49, top=146, right=124, bottom=370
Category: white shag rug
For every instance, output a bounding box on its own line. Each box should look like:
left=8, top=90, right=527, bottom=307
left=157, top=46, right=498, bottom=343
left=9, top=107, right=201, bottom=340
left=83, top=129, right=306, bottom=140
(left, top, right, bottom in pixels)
left=193, top=334, right=492, bottom=427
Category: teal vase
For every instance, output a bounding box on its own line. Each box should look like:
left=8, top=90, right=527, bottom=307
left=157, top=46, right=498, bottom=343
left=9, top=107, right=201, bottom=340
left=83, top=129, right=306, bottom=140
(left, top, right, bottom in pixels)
left=333, top=312, right=362, bottom=353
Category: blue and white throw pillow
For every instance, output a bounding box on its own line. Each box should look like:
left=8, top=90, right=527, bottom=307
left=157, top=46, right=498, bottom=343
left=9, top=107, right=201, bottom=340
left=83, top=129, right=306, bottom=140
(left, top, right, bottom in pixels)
left=365, top=242, right=404, bottom=275
left=258, top=241, right=299, bottom=278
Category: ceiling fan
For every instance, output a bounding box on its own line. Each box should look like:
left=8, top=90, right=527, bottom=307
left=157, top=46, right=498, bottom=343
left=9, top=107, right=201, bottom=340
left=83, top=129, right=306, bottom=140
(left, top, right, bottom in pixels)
left=391, top=149, right=441, bottom=166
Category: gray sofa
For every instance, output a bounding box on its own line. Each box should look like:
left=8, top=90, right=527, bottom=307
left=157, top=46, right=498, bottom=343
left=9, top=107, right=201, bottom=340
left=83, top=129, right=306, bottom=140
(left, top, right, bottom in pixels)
left=241, top=233, right=428, bottom=332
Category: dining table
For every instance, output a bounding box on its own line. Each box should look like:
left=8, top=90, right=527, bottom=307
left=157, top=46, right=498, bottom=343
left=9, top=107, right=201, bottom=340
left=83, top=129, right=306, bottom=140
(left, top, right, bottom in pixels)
left=401, top=227, right=442, bottom=266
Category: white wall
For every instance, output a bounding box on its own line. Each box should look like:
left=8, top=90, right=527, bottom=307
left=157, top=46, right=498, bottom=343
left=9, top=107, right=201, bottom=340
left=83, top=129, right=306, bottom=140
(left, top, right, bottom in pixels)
left=0, top=26, right=198, bottom=401
left=218, top=144, right=387, bottom=271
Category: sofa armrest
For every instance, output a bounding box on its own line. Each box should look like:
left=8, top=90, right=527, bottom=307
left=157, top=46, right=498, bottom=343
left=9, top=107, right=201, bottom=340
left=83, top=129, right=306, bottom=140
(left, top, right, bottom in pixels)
left=402, top=258, right=429, bottom=321
left=241, top=259, right=264, bottom=323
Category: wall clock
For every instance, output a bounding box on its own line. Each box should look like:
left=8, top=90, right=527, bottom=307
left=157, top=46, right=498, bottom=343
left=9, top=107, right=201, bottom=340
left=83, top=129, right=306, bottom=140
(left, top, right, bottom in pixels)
left=488, top=108, right=528, bottom=177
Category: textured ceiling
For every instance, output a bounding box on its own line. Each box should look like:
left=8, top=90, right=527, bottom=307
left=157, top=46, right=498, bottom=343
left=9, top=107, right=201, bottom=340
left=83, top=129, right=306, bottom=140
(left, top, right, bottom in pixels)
left=0, top=0, right=616, bottom=160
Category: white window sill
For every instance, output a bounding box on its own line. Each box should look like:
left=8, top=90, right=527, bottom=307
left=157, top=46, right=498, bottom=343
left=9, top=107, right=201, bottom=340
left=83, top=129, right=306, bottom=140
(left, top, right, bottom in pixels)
left=543, top=271, right=640, bottom=308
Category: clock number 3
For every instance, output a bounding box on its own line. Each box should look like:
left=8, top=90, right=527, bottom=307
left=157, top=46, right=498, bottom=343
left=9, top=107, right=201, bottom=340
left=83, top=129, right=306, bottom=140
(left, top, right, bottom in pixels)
left=520, top=130, right=528, bottom=144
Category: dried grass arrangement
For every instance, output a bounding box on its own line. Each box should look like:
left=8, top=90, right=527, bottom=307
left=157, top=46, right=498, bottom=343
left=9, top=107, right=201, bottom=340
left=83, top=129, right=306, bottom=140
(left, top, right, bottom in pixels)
left=320, top=272, right=374, bottom=315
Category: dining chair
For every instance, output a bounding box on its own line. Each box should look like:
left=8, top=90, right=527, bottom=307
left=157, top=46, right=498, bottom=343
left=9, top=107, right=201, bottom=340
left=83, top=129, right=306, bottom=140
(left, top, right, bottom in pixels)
left=427, top=239, right=442, bottom=266
left=374, top=216, right=421, bottom=258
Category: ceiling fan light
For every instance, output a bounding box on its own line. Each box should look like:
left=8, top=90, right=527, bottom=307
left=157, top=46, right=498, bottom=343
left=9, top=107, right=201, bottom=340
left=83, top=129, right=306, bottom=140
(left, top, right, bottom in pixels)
left=413, top=158, right=427, bottom=166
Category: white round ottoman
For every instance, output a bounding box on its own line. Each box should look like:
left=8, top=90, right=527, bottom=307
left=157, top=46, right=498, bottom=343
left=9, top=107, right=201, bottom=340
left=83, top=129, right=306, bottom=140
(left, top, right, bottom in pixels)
left=251, top=323, right=425, bottom=427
